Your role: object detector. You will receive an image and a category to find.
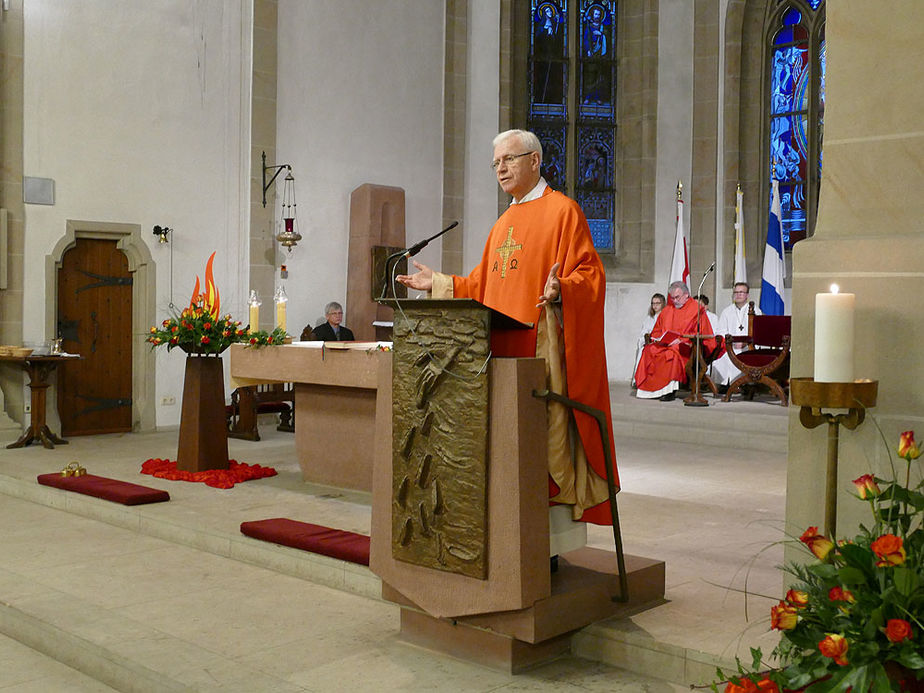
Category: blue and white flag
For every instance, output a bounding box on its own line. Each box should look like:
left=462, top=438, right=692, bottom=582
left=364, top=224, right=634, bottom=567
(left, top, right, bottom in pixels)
left=760, top=180, right=786, bottom=315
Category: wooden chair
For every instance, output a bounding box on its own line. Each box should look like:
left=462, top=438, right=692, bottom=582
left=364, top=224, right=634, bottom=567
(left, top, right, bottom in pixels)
left=723, top=302, right=791, bottom=406
left=226, top=383, right=295, bottom=441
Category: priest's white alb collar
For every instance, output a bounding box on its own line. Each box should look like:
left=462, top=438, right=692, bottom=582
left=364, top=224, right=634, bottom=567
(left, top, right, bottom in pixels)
left=511, top=177, right=548, bottom=205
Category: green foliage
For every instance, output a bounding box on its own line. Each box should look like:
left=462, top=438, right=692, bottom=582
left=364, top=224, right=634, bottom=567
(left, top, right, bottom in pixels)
left=714, top=434, right=924, bottom=692
left=147, top=302, right=286, bottom=355
left=243, top=327, right=288, bottom=347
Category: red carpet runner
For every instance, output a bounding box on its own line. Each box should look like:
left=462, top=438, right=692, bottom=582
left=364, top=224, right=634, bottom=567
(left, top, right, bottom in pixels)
left=141, top=458, right=277, bottom=489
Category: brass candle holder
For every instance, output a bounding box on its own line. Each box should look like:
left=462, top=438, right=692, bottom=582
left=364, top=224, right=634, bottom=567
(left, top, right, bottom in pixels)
left=790, top=377, right=878, bottom=538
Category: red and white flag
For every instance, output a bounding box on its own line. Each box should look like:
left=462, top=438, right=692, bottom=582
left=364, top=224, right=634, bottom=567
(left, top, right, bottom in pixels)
left=670, top=187, right=689, bottom=286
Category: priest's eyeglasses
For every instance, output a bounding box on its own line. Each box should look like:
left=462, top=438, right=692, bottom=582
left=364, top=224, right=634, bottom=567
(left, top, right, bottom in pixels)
left=491, top=152, right=534, bottom=170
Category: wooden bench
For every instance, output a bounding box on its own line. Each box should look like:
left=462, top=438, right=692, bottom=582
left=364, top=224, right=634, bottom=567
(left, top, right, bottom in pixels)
left=226, top=383, right=294, bottom=441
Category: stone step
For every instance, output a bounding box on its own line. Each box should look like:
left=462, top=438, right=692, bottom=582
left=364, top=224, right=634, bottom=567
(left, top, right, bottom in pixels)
left=609, top=382, right=790, bottom=453
left=0, top=478, right=381, bottom=692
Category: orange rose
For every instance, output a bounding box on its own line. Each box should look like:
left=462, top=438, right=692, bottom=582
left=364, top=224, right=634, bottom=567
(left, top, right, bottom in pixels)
left=786, top=589, right=809, bottom=608
left=828, top=586, right=855, bottom=603
left=149, top=326, right=157, bottom=333
left=799, top=526, right=834, bottom=560
left=725, top=677, right=780, bottom=693
left=852, top=473, right=881, bottom=499
left=885, top=619, right=912, bottom=643
left=898, top=431, right=921, bottom=460
left=818, top=633, right=848, bottom=666
left=871, top=534, right=906, bottom=567
left=770, top=601, right=798, bottom=630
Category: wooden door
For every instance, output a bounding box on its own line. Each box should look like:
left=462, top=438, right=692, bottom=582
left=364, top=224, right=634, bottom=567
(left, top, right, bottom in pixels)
left=57, top=239, right=133, bottom=435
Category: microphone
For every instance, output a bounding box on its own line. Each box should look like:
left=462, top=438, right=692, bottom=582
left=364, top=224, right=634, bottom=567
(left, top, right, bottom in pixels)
left=405, top=221, right=459, bottom=258
left=380, top=221, right=460, bottom=299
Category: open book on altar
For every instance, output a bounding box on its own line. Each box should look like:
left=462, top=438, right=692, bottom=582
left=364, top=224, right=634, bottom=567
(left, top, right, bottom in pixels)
left=290, top=340, right=392, bottom=350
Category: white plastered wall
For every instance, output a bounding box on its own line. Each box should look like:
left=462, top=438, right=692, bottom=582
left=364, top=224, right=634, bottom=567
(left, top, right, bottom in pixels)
left=22, top=0, right=252, bottom=428
left=608, top=0, right=694, bottom=382
left=273, top=0, right=446, bottom=335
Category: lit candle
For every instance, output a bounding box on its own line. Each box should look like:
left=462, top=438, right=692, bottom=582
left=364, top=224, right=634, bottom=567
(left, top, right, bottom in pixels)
left=814, top=284, right=855, bottom=382
left=276, top=301, right=286, bottom=332
left=274, top=286, right=288, bottom=333
left=247, top=290, right=261, bottom=333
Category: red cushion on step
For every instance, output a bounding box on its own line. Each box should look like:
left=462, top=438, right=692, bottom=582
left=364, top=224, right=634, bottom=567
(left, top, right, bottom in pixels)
left=240, top=518, right=370, bottom=566
left=37, top=473, right=170, bottom=506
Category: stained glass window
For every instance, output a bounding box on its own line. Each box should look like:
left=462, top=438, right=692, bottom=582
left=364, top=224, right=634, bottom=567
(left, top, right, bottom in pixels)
left=768, top=1, right=824, bottom=249
left=528, top=0, right=617, bottom=252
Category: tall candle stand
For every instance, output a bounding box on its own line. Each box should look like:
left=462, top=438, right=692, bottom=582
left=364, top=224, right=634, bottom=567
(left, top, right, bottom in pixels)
left=790, top=378, right=878, bottom=538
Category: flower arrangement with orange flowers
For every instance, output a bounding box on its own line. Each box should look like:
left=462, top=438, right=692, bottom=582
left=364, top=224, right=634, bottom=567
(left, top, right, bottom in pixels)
left=147, top=302, right=247, bottom=355
left=718, top=430, right=924, bottom=692
left=146, top=253, right=285, bottom=355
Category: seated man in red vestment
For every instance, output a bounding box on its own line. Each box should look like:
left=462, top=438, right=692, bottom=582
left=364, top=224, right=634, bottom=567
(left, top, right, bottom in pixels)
left=634, top=281, right=715, bottom=401
left=396, top=129, right=617, bottom=527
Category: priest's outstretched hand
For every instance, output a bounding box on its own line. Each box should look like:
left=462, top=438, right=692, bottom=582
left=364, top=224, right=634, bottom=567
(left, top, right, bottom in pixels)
left=396, top=260, right=434, bottom=292
left=536, top=263, right=561, bottom=307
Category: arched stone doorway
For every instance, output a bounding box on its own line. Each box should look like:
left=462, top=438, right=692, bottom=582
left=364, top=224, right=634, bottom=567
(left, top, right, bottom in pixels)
left=46, top=221, right=156, bottom=432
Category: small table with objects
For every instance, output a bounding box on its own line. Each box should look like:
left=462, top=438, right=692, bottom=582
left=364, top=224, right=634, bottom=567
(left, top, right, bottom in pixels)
left=0, top=354, right=80, bottom=449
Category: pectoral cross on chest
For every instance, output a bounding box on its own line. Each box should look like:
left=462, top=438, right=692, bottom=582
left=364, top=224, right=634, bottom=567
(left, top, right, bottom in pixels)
left=494, top=226, right=522, bottom=279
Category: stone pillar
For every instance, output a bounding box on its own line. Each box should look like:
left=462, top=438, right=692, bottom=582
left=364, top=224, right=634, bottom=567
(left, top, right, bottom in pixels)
left=346, top=184, right=406, bottom=341
left=786, top=2, right=924, bottom=560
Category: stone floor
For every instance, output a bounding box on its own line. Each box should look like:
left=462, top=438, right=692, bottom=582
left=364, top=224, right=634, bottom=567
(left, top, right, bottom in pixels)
left=0, top=385, right=790, bottom=691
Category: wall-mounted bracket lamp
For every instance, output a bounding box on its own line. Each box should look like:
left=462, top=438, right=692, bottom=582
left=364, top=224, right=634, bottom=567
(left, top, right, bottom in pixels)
left=153, top=225, right=172, bottom=244
left=262, top=151, right=292, bottom=207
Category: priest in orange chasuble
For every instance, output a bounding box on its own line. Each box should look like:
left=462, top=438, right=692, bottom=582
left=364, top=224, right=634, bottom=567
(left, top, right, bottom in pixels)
left=397, top=129, right=617, bottom=526
left=634, top=281, right=715, bottom=401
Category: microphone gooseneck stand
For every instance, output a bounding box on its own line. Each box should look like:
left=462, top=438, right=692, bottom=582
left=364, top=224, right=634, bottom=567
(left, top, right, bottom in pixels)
left=379, top=221, right=459, bottom=301
left=684, top=262, right=715, bottom=407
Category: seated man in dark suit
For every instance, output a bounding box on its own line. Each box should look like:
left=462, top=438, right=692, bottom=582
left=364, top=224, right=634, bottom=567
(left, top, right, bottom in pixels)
left=301, top=301, right=355, bottom=341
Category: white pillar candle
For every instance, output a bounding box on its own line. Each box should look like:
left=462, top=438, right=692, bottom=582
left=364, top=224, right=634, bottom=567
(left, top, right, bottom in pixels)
left=248, top=304, right=259, bottom=332
left=276, top=300, right=287, bottom=333
left=814, top=284, right=855, bottom=382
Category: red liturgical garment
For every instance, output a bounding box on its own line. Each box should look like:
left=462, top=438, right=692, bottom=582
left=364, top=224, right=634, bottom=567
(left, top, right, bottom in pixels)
left=634, top=298, right=715, bottom=397
left=450, top=187, right=618, bottom=525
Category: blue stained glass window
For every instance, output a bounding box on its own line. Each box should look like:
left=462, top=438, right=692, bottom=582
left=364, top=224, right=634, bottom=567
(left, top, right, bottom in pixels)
left=535, top=125, right=568, bottom=190
left=527, top=0, right=617, bottom=253
left=775, top=183, right=806, bottom=246
left=577, top=192, right=614, bottom=252
left=529, top=1, right=568, bottom=120
left=767, top=2, right=824, bottom=249
left=577, top=127, right=613, bottom=189
left=770, top=44, right=808, bottom=114
left=533, top=1, right=567, bottom=57
left=776, top=0, right=823, bottom=13
left=818, top=37, right=825, bottom=177
left=579, top=1, right=615, bottom=120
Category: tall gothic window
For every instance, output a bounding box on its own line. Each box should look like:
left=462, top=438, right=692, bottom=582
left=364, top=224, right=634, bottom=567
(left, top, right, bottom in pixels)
left=767, top=0, right=825, bottom=249
left=528, top=1, right=617, bottom=253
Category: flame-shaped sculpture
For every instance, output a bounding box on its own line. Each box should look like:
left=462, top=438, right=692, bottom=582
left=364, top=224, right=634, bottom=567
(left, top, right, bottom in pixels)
left=188, top=252, right=221, bottom=319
